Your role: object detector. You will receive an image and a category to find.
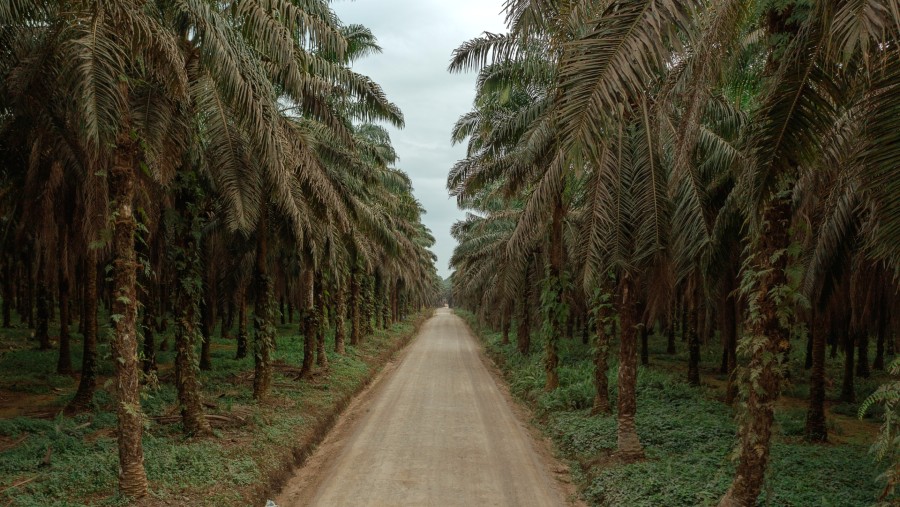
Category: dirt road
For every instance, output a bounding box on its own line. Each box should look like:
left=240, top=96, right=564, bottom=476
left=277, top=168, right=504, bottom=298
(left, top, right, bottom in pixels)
left=275, top=308, right=572, bottom=507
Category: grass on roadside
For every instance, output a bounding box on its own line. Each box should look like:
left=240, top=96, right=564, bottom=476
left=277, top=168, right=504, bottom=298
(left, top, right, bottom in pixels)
left=0, top=311, right=430, bottom=506
left=457, top=310, right=885, bottom=507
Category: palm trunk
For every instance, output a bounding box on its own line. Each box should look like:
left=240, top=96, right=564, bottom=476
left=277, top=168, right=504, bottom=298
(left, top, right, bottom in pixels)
left=592, top=294, right=612, bottom=415
left=223, top=300, right=233, bottom=339
left=640, top=324, right=649, bottom=366
left=856, top=330, right=870, bottom=378
left=616, top=273, right=643, bottom=460
left=2, top=259, right=11, bottom=328
left=840, top=331, right=857, bottom=402
left=236, top=294, right=248, bottom=359
left=517, top=265, right=533, bottom=355
left=363, top=275, right=375, bottom=337
left=315, top=274, right=328, bottom=368
left=373, top=272, right=384, bottom=330
left=874, top=295, right=888, bottom=370
left=544, top=199, right=565, bottom=391
left=718, top=199, right=791, bottom=507
left=687, top=297, right=701, bottom=387
left=142, top=309, right=156, bottom=374
left=57, top=227, right=73, bottom=374
left=501, top=302, right=511, bottom=345
left=723, top=297, right=739, bottom=405
left=170, top=174, right=211, bottom=436
left=382, top=279, right=392, bottom=327
left=350, top=263, right=362, bottom=346
left=109, top=139, right=148, bottom=498
left=36, top=257, right=51, bottom=350
left=299, top=268, right=316, bottom=378
left=21, top=258, right=34, bottom=328
left=68, top=254, right=98, bottom=413
left=805, top=307, right=827, bottom=442
left=253, top=211, right=274, bottom=400
left=199, top=294, right=213, bottom=371
left=334, top=279, right=346, bottom=354
left=174, top=300, right=211, bottom=436
left=666, top=297, right=677, bottom=355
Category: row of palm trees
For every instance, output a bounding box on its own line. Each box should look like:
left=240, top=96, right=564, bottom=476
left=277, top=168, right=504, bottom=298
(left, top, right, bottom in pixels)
left=1, top=0, right=439, bottom=499
left=448, top=0, right=900, bottom=504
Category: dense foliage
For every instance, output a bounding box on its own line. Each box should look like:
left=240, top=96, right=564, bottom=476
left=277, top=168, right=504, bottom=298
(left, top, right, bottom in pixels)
left=448, top=0, right=900, bottom=505
left=0, top=0, right=440, bottom=500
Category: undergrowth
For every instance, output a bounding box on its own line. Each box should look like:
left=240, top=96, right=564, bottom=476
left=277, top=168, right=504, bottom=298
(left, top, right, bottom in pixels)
left=0, top=311, right=429, bottom=506
left=458, top=310, right=884, bottom=507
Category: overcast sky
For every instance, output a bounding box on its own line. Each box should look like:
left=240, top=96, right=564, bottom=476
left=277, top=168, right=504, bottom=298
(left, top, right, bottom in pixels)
left=331, top=0, right=506, bottom=279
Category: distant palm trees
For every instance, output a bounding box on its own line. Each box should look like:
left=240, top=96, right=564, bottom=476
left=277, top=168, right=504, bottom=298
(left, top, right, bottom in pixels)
left=1, top=0, right=439, bottom=499
left=449, top=0, right=900, bottom=504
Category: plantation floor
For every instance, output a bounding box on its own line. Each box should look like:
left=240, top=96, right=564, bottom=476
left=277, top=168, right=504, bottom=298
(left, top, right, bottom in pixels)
left=458, top=310, right=891, bottom=506
left=276, top=308, right=576, bottom=507
left=0, top=312, right=431, bottom=506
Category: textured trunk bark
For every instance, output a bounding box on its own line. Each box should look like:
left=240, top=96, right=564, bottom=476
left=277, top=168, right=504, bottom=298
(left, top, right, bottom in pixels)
left=350, top=264, right=362, bottom=346
left=666, top=298, right=677, bottom=355
left=36, top=257, right=51, bottom=350
left=392, top=282, right=401, bottom=323
left=640, top=325, right=649, bottom=366
left=392, top=282, right=400, bottom=323
left=223, top=300, right=234, bottom=339
left=501, top=302, right=511, bottom=345
left=199, top=294, right=213, bottom=371
left=517, top=260, right=533, bottom=356
left=68, top=254, right=98, bottom=413
left=840, top=331, right=857, bottom=403
left=57, top=226, right=73, bottom=374
left=723, top=297, right=739, bottom=405
left=363, top=275, right=375, bottom=337
left=236, top=295, right=248, bottom=359
left=109, top=138, right=148, bottom=498
left=373, top=273, right=384, bottom=330
left=804, top=330, right=814, bottom=369
left=142, top=309, right=156, bottom=374
left=315, top=273, right=328, bottom=368
left=544, top=200, right=564, bottom=391
left=687, top=297, right=701, bottom=387
left=856, top=331, right=870, bottom=378
left=616, top=273, right=643, bottom=460
left=22, top=259, right=34, bottom=327
left=382, top=279, right=392, bottom=327
left=334, top=279, right=346, bottom=354
left=253, top=211, right=274, bottom=400
left=1, top=259, right=11, bottom=328
left=592, top=294, right=612, bottom=415
left=174, top=303, right=211, bottom=436
left=77, top=264, right=85, bottom=337
left=718, top=199, right=791, bottom=507
left=170, top=174, right=211, bottom=436
left=299, top=268, right=316, bottom=378
left=874, top=295, right=888, bottom=370
left=805, top=308, right=827, bottom=442
left=566, top=311, right=575, bottom=341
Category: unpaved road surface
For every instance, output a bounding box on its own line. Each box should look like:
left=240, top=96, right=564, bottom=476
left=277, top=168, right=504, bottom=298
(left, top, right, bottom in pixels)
left=275, top=308, right=572, bottom=507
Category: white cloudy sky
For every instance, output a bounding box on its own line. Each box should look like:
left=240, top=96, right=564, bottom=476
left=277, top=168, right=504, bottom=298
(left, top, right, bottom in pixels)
left=331, top=0, right=507, bottom=279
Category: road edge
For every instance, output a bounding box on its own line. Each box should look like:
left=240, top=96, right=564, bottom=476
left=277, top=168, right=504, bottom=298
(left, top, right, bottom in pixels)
left=258, top=309, right=434, bottom=506
left=454, top=310, right=587, bottom=507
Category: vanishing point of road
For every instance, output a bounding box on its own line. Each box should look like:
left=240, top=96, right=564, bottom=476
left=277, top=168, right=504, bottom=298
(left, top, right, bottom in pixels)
left=275, top=308, right=572, bottom=507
